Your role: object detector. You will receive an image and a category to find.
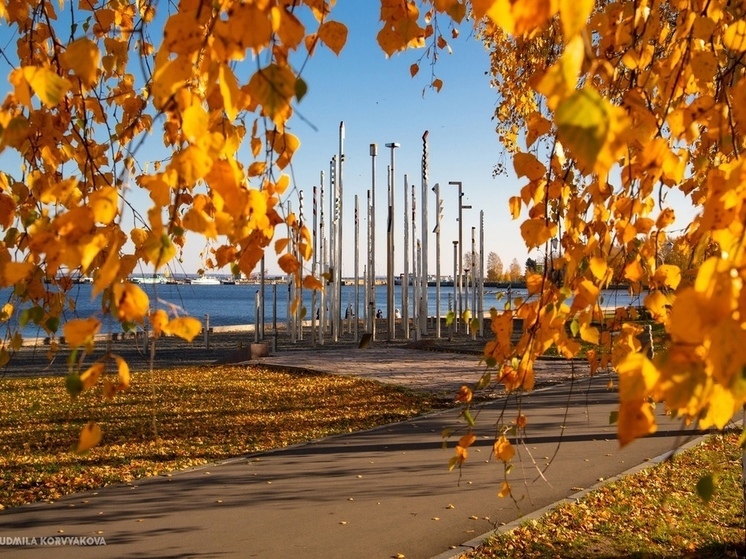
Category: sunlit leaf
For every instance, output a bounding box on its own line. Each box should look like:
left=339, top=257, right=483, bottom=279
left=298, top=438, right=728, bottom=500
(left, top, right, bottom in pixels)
left=318, top=20, right=348, bottom=55
left=112, top=283, right=149, bottom=324
left=77, top=421, right=102, bottom=453
left=63, top=317, right=101, bottom=349
left=23, top=66, right=71, bottom=107
left=80, top=363, right=104, bottom=390
left=163, top=317, right=202, bottom=342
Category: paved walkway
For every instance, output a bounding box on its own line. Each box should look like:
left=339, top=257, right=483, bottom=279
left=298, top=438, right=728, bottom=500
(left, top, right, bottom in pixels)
left=1, top=349, right=707, bottom=558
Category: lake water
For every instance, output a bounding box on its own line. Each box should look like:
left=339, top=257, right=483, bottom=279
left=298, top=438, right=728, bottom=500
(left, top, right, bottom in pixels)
left=2, top=282, right=644, bottom=336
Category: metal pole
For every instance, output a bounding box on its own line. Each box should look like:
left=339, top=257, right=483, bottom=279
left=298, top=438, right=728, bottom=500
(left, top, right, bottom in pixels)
left=273, top=282, right=278, bottom=351
left=452, top=241, right=458, bottom=340
left=365, top=191, right=371, bottom=328
left=260, top=256, right=265, bottom=340
left=415, top=239, right=421, bottom=341
left=254, top=291, right=260, bottom=343
left=369, top=143, right=377, bottom=340
left=354, top=194, right=359, bottom=341
left=421, top=131, right=429, bottom=335
left=411, top=181, right=418, bottom=340
left=471, top=226, right=477, bottom=341
left=433, top=183, right=441, bottom=339
left=312, top=185, right=318, bottom=346
left=336, top=121, right=345, bottom=342
left=449, top=181, right=462, bottom=331
left=479, top=210, right=485, bottom=337
left=319, top=170, right=326, bottom=345
left=330, top=156, right=338, bottom=341
left=298, top=191, right=305, bottom=342
left=403, top=174, right=409, bottom=340
left=385, top=142, right=400, bottom=340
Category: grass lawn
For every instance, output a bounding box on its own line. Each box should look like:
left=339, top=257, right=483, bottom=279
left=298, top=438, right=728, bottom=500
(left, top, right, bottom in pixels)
left=0, top=365, right=436, bottom=509
left=464, top=433, right=745, bottom=558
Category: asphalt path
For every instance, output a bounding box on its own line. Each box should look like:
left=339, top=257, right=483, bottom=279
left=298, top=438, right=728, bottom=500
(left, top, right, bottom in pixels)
left=1, top=348, right=708, bottom=559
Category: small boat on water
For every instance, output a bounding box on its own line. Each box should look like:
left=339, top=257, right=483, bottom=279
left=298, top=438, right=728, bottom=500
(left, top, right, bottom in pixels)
left=190, top=276, right=221, bottom=285
left=130, top=275, right=168, bottom=285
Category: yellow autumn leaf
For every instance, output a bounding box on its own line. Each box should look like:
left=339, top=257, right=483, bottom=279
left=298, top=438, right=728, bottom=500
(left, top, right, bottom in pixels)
left=458, top=433, right=476, bottom=449
left=62, top=37, right=100, bottom=87
left=508, top=196, right=522, bottom=219
left=92, top=240, right=122, bottom=298
left=143, top=233, right=176, bottom=269
left=163, top=316, right=202, bottom=342
left=245, top=64, right=296, bottom=126
left=555, top=86, right=627, bottom=175
left=318, top=20, right=348, bottom=55
left=182, top=103, right=209, bottom=143
left=170, top=145, right=213, bottom=186
left=643, top=290, right=670, bottom=320
left=559, top=0, right=593, bottom=40
left=624, top=259, right=644, bottom=283
left=520, top=218, right=555, bottom=249
left=302, top=275, right=324, bottom=291
left=112, top=283, right=150, bottom=323
left=513, top=151, right=546, bottom=181
left=114, top=354, right=130, bottom=390
left=278, top=253, right=300, bottom=274
left=588, top=256, right=608, bottom=282
left=617, top=399, right=657, bottom=447
left=0, top=302, right=13, bottom=322
left=63, top=317, right=101, bottom=349
left=616, top=352, right=660, bottom=403
left=2, top=261, right=35, bottom=286
left=493, top=435, right=515, bottom=462
left=534, top=34, right=584, bottom=110
left=482, top=0, right=559, bottom=36
left=272, top=131, right=300, bottom=170
left=652, top=264, right=680, bottom=290
left=77, top=421, right=102, bottom=453
left=23, top=66, right=71, bottom=107
left=182, top=208, right=217, bottom=239
left=219, top=64, right=243, bottom=121
left=579, top=323, right=599, bottom=345
left=498, top=481, right=511, bottom=498
left=89, top=186, right=119, bottom=224
left=700, top=384, right=738, bottom=430
left=724, top=20, right=746, bottom=52
left=80, top=362, right=104, bottom=390
left=150, top=309, right=169, bottom=337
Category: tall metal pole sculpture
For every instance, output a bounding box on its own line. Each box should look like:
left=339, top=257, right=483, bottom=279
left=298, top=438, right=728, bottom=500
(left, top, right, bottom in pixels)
left=403, top=174, right=409, bottom=340
left=385, top=142, right=400, bottom=340
left=369, top=144, right=378, bottom=340
left=336, top=121, right=345, bottom=341
left=312, top=185, right=318, bottom=346
left=449, top=181, right=463, bottom=332
left=449, top=181, right=471, bottom=332
left=366, top=190, right=371, bottom=327
left=452, top=240, right=458, bottom=340
left=319, top=170, right=326, bottom=345
left=479, top=210, right=485, bottom=337
left=420, top=131, right=429, bottom=335
left=329, top=156, right=338, bottom=341
left=471, top=225, right=477, bottom=341
left=354, top=194, right=359, bottom=341
left=260, top=255, right=265, bottom=339
left=433, top=183, right=442, bottom=338
left=298, top=191, right=305, bottom=341
left=411, top=181, right=419, bottom=340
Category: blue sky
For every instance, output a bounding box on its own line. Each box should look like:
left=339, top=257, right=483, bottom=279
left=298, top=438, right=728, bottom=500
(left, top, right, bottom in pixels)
left=274, top=2, right=523, bottom=278
left=0, top=3, right=529, bottom=278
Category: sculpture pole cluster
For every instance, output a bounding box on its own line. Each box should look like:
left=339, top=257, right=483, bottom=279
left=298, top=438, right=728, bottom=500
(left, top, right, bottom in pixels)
left=304, top=123, right=482, bottom=344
